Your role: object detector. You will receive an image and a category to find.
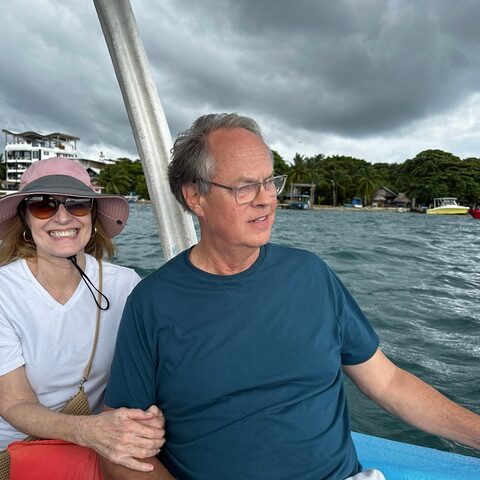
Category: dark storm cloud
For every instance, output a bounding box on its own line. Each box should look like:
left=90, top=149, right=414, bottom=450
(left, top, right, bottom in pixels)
left=0, top=0, right=135, bottom=156
left=138, top=0, right=480, bottom=137
left=1, top=0, right=480, bottom=162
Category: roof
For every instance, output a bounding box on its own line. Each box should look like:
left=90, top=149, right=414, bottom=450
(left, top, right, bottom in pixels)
left=393, top=193, right=410, bottom=202
left=2, top=129, right=80, bottom=141
left=376, top=186, right=397, bottom=196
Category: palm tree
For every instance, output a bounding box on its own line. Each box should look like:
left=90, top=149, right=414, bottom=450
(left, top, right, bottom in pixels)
left=99, top=165, right=131, bottom=194
left=324, top=169, right=347, bottom=206
left=288, top=153, right=309, bottom=184
left=357, top=169, right=380, bottom=206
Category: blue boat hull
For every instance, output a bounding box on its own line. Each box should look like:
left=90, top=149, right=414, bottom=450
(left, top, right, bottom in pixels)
left=352, top=432, right=480, bottom=479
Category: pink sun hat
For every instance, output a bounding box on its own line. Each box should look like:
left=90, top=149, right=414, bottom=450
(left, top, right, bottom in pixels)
left=0, top=157, right=129, bottom=239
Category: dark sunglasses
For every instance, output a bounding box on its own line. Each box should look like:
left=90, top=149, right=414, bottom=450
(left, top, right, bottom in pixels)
left=25, top=195, right=94, bottom=219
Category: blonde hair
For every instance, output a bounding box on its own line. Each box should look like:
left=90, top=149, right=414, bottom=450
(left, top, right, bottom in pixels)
left=0, top=202, right=116, bottom=266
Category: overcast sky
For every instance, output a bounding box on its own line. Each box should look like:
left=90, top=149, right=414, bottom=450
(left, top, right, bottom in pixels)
left=2, top=0, right=480, bottom=164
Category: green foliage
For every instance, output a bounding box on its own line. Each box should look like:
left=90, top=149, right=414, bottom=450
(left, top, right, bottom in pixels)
left=278, top=148, right=480, bottom=206
left=288, top=153, right=309, bottom=185
left=396, top=150, right=480, bottom=204
left=272, top=150, right=289, bottom=175
left=280, top=153, right=384, bottom=205
left=98, top=158, right=149, bottom=198
left=95, top=149, right=480, bottom=206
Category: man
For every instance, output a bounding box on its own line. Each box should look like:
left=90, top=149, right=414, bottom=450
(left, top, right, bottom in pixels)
left=101, top=113, right=480, bottom=479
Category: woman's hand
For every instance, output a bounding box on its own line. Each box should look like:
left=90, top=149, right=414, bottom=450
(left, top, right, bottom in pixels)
left=76, top=405, right=166, bottom=472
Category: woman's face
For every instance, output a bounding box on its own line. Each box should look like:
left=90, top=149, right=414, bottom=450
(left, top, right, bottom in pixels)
left=25, top=195, right=93, bottom=260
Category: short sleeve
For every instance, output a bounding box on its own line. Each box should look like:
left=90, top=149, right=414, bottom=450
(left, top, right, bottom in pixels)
left=0, top=312, right=25, bottom=376
left=104, top=293, right=157, bottom=409
left=327, top=267, right=379, bottom=365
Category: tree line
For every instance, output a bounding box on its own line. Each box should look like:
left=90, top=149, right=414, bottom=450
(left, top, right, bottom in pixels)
left=98, top=149, right=479, bottom=206
left=272, top=149, right=480, bottom=206
left=3, top=150, right=477, bottom=206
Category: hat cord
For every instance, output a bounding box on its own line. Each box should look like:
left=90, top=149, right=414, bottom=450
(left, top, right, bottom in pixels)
left=68, top=255, right=110, bottom=311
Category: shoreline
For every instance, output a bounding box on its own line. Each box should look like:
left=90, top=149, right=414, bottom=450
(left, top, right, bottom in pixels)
left=134, top=200, right=420, bottom=213
left=310, top=205, right=416, bottom=212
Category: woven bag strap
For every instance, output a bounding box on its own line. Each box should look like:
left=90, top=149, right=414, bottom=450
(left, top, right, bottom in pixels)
left=79, top=258, right=103, bottom=385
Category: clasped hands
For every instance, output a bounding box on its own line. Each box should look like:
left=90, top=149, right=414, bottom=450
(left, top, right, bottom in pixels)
left=78, top=404, right=166, bottom=472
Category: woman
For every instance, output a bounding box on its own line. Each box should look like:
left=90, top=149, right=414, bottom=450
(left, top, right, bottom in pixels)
left=0, top=157, right=164, bottom=477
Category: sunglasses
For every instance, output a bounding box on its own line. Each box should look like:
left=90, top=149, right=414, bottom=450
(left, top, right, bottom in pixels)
left=25, top=195, right=94, bottom=219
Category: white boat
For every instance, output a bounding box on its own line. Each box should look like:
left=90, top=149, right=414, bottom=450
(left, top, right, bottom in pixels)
left=426, top=198, right=469, bottom=215
left=124, top=191, right=140, bottom=203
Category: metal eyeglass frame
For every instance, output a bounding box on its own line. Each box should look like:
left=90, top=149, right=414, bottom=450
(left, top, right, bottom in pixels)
left=205, top=174, right=287, bottom=205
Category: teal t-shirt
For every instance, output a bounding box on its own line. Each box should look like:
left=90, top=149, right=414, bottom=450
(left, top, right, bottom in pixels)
left=105, top=243, right=379, bottom=480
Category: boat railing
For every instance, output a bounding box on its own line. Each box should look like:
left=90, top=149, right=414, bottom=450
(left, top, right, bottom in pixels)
left=433, top=197, right=458, bottom=208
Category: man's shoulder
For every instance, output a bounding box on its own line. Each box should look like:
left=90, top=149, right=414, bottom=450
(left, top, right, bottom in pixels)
left=130, top=250, right=187, bottom=295
left=267, top=243, right=326, bottom=267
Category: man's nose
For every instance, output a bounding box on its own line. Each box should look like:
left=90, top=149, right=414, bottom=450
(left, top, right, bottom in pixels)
left=252, top=182, right=275, bottom=205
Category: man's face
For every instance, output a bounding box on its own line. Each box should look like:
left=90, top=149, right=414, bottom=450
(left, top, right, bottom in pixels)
left=197, top=128, right=277, bottom=253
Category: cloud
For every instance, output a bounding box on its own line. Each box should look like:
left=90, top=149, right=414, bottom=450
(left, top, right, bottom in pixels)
left=1, top=0, right=480, bottom=164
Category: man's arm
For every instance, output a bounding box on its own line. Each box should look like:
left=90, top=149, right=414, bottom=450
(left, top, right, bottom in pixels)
left=100, top=407, right=176, bottom=480
left=343, top=348, right=480, bottom=450
left=100, top=454, right=175, bottom=480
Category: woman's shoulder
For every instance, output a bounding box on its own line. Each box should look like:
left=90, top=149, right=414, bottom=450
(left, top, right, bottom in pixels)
left=0, top=258, right=25, bottom=276
left=103, top=259, right=138, bottom=275
left=86, top=255, right=141, bottom=283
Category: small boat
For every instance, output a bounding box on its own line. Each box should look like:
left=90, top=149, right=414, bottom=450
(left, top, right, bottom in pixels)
left=468, top=207, right=480, bottom=219
left=344, top=198, right=363, bottom=208
left=352, top=197, right=363, bottom=208
left=426, top=198, right=469, bottom=215
left=289, top=201, right=310, bottom=210
left=124, top=191, right=140, bottom=203
left=280, top=194, right=311, bottom=210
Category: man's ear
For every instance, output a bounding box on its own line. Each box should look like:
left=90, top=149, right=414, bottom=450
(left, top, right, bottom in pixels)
left=182, top=184, right=204, bottom=216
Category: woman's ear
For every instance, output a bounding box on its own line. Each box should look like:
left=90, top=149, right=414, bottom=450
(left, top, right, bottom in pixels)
left=182, top=184, right=204, bottom=216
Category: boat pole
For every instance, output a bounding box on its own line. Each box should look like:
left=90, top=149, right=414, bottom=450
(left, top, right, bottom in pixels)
left=93, top=0, right=197, bottom=260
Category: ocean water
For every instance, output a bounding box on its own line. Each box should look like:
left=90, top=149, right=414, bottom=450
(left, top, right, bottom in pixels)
left=114, top=205, right=480, bottom=458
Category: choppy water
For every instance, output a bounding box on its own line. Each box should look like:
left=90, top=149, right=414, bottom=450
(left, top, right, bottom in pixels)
left=114, top=205, right=480, bottom=458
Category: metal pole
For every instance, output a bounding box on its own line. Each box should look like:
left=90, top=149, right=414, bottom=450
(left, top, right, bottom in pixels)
left=93, top=0, right=197, bottom=260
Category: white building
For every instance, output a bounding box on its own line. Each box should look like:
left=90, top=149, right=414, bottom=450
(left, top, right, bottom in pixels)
left=1, top=130, right=118, bottom=195
left=77, top=152, right=116, bottom=178
left=2, top=129, right=79, bottom=187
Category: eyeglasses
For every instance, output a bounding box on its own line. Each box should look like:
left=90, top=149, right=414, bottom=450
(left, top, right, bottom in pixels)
left=206, top=174, right=287, bottom=205
left=25, top=195, right=94, bottom=219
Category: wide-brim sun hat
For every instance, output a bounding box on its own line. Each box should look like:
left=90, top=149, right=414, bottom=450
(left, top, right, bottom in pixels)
left=0, top=157, right=129, bottom=240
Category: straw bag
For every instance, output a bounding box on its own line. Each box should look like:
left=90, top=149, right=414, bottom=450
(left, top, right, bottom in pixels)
left=0, top=259, right=104, bottom=480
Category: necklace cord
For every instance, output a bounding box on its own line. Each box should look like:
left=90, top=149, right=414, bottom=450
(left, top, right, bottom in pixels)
left=68, top=255, right=110, bottom=311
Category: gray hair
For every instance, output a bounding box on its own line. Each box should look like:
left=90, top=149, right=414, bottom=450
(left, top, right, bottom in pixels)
left=168, top=113, right=272, bottom=213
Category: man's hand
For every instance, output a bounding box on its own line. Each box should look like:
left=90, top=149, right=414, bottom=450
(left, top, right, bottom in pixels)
left=76, top=405, right=165, bottom=472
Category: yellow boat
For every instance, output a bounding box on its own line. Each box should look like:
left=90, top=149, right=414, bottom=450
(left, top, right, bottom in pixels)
left=426, top=197, right=469, bottom=215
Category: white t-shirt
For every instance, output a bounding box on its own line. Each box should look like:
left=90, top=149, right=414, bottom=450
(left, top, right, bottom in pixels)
left=0, top=254, right=141, bottom=448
